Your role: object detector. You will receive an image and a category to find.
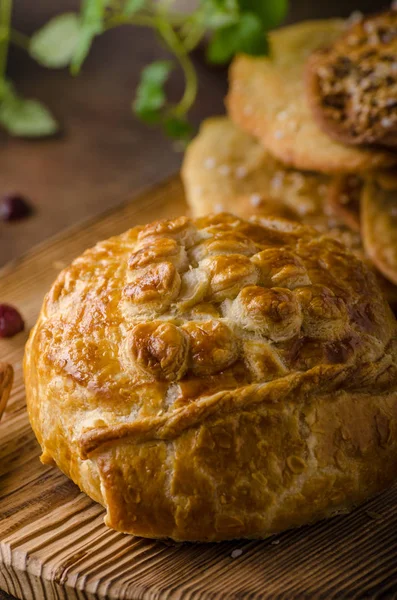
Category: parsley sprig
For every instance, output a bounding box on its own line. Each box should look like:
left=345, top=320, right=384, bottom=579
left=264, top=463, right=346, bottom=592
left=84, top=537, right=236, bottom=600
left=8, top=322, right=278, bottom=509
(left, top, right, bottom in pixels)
left=1, top=0, right=288, bottom=141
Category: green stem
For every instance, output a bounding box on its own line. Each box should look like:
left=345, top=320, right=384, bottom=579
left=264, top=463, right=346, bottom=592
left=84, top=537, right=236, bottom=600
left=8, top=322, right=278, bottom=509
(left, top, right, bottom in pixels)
left=104, top=10, right=188, bottom=31
left=104, top=13, right=156, bottom=29
left=104, top=8, right=198, bottom=119
left=10, top=28, right=29, bottom=50
left=154, top=14, right=197, bottom=116
left=0, top=0, right=12, bottom=86
left=183, top=22, right=206, bottom=53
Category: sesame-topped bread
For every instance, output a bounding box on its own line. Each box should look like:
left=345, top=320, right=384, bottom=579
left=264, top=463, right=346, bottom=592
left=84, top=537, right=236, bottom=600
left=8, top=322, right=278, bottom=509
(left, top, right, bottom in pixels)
left=23, top=212, right=397, bottom=541
left=306, top=10, right=397, bottom=148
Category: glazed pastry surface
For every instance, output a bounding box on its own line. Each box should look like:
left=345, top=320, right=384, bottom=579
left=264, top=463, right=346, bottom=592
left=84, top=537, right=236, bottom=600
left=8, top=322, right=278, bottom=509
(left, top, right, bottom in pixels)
left=24, top=213, right=397, bottom=541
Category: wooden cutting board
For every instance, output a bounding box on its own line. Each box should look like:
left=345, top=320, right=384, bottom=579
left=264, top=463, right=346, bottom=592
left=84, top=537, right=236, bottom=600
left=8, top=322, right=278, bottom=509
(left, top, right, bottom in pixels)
left=1, top=176, right=397, bottom=600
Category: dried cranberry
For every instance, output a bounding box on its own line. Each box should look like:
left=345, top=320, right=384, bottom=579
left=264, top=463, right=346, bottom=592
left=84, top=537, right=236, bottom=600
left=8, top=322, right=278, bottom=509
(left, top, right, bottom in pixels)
left=0, top=194, right=32, bottom=222
left=0, top=304, right=25, bottom=338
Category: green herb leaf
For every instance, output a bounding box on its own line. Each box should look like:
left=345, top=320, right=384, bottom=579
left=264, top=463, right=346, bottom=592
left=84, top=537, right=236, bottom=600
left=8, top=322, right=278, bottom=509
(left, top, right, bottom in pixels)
left=133, top=60, right=173, bottom=123
left=81, top=0, right=106, bottom=23
left=29, top=13, right=80, bottom=68
left=123, top=0, right=147, bottom=15
left=238, top=0, right=288, bottom=28
left=163, top=116, right=193, bottom=140
left=70, top=0, right=105, bottom=75
left=207, top=12, right=267, bottom=64
left=140, top=60, right=174, bottom=86
left=0, top=85, right=58, bottom=137
left=199, top=0, right=239, bottom=29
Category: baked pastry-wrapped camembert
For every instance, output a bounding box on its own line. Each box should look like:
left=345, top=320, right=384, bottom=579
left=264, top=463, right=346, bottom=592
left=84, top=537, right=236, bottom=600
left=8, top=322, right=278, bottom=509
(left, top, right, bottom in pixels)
left=24, top=213, right=397, bottom=542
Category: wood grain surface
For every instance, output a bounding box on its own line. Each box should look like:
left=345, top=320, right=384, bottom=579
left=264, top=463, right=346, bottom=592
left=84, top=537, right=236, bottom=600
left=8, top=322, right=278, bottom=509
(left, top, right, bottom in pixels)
left=1, top=176, right=397, bottom=600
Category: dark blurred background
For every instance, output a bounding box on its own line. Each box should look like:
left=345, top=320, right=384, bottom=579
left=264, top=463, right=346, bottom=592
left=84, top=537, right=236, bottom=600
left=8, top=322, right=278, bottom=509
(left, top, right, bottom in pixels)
left=0, top=0, right=387, bottom=267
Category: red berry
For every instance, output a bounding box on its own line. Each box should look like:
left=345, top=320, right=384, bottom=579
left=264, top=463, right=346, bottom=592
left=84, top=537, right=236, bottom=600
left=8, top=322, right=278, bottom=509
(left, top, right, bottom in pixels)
left=0, top=194, right=32, bottom=221
left=0, top=304, right=25, bottom=338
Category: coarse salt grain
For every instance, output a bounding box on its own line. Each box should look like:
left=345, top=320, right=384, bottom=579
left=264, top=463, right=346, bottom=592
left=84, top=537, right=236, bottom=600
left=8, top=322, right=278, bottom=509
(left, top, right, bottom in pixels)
left=318, top=66, right=329, bottom=79
left=193, top=185, right=203, bottom=196
left=274, top=130, right=284, bottom=140
left=290, top=172, right=304, bottom=188
left=271, top=171, right=285, bottom=191
left=250, top=194, right=262, bottom=207
left=347, top=10, right=363, bottom=26
left=364, top=21, right=375, bottom=33
left=243, top=105, right=253, bottom=115
left=218, top=165, right=231, bottom=176
left=204, top=157, right=216, bottom=169
left=277, top=110, right=288, bottom=121
left=214, top=203, right=224, bottom=213
left=235, top=165, right=247, bottom=179
left=381, top=117, right=394, bottom=128
left=231, top=549, right=243, bottom=558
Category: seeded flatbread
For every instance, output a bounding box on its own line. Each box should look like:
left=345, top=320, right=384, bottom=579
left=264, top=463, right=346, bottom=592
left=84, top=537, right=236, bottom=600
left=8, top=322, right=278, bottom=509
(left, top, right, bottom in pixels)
left=227, top=20, right=397, bottom=174
left=362, top=177, right=397, bottom=285
left=306, top=11, right=397, bottom=148
left=182, top=116, right=329, bottom=225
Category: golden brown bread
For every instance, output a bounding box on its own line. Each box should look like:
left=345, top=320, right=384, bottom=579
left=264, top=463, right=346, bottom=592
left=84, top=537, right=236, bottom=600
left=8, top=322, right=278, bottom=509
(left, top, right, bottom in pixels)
left=182, top=117, right=397, bottom=306
left=325, top=175, right=361, bottom=233
left=24, top=213, right=397, bottom=541
left=306, top=10, right=397, bottom=148
left=361, top=176, right=397, bottom=285
left=182, top=116, right=330, bottom=224
left=226, top=20, right=397, bottom=174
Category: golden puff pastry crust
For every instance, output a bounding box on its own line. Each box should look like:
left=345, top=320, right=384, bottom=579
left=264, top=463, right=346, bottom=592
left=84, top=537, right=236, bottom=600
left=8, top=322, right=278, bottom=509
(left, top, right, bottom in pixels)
left=24, top=213, right=397, bottom=542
